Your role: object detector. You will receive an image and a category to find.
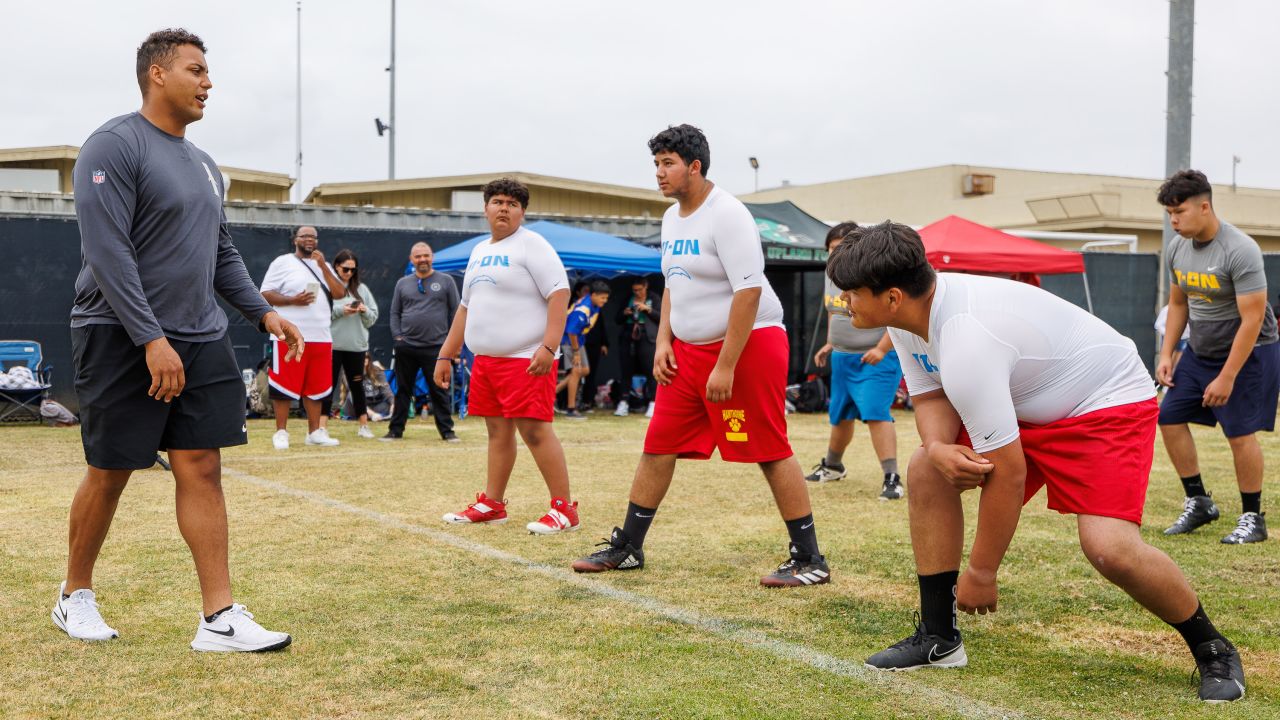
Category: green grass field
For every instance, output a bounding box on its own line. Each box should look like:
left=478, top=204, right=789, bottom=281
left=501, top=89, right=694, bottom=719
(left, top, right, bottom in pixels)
left=1, top=411, right=1277, bottom=719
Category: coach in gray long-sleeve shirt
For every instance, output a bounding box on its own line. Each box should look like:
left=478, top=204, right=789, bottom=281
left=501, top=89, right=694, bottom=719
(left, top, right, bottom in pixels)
left=390, top=247, right=459, bottom=349
left=72, top=112, right=273, bottom=343
left=385, top=242, right=460, bottom=440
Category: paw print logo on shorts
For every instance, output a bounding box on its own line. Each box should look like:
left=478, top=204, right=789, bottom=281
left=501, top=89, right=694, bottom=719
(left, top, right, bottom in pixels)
left=722, top=409, right=748, bottom=442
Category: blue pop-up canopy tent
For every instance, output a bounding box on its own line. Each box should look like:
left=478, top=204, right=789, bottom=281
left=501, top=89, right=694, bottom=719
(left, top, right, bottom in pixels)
left=431, top=220, right=661, bottom=277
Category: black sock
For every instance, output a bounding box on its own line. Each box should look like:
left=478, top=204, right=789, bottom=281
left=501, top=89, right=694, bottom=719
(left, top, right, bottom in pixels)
left=204, top=605, right=234, bottom=624
left=784, top=514, right=821, bottom=560
left=621, top=502, right=657, bottom=549
left=1180, top=474, right=1207, bottom=498
left=1170, top=603, right=1227, bottom=653
left=1241, top=491, right=1262, bottom=515
left=919, top=571, right=960, bottom=641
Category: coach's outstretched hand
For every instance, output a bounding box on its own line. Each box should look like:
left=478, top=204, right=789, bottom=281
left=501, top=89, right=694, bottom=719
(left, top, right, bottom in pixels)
left=145, top=337, right=185, bottom=403
left=957, top=566, right=998, bottom=614
left=263, top=311, right=305, bottom=362
left=926, top=442, right=994, bottom=491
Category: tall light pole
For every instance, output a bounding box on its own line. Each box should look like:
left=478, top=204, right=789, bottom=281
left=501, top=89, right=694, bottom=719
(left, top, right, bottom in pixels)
left=1232, top=154, right=1241, bottom=192
left=749, top=156, right=759, bottom=193
left=387, top=0, right=396, bottom=179
left=1160, top=0, right=1194, bottom=306
left=294, top=0, right=303, bottom=203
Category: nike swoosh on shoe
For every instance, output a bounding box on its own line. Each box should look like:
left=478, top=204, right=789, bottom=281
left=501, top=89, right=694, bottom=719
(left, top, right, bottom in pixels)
left=205, top=626, right=236, bottom=637
left=928, top=643, right=960, bottom=662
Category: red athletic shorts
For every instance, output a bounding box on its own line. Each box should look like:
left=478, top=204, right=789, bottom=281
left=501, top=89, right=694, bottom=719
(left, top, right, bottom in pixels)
left=269, top=340, right=332, bottom=400
left=957, top=399, right=1158, bottom=525
left=644, top=326, right=793, bottom=463
left=468, top=355, right=558, bottom=422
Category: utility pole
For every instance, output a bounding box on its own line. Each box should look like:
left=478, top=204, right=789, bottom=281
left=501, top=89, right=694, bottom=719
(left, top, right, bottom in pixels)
left=294, top=1, right=303, bottom=203
left=388, top=0, right=396, bottom=180
left=1160, top=0, right=1194, bottom=306
left=1232, top=154, right=1241, bottom=192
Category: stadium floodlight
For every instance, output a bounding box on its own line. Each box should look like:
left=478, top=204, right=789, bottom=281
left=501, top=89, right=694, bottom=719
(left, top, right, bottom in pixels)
left=749, top=157, right=759, bottom=192
left=375, top=118, right=390, bottom=137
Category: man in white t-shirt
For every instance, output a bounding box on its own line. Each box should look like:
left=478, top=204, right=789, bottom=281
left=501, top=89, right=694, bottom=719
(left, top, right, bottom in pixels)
left=433, top=178, right=580, bottom=534
left=572, top=125, right=828, bottom=588
left=828, top=222, right=1244, bottom=703
left=260, top=225, right=347, bottom=449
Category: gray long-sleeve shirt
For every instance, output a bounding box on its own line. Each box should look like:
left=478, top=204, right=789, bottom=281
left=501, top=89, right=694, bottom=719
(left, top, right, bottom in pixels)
left=70, top=112, right=273, bottom=345
left=390, top=272, right=458, bottom=348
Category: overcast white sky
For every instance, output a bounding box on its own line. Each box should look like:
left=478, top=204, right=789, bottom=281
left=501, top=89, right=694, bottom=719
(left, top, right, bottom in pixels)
left=3, top=0, right=1277, bottom=200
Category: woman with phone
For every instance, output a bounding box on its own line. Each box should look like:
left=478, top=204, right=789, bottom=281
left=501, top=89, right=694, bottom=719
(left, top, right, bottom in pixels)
left=323, top=249, right=380, bottom=438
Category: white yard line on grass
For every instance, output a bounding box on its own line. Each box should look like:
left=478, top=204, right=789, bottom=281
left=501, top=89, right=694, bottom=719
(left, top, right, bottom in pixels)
left=226, top=468, right=1027, bottom=720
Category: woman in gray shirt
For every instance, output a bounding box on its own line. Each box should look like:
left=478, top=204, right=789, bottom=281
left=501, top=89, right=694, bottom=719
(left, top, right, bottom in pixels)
left=323, top=249, right=380, bottom=438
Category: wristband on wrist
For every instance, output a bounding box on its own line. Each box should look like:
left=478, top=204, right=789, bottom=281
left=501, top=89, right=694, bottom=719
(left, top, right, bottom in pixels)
left=436, top=357, right=453, bottom=363
left=542, top=344, right=555, bottom=357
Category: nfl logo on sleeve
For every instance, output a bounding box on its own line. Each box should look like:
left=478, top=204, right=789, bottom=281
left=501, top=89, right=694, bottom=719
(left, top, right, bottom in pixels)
left=91, top=170, right=106, bottom=185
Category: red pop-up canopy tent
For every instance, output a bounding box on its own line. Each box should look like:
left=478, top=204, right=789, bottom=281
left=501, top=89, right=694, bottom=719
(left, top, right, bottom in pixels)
left=917, top=215, right=1093, bottom=312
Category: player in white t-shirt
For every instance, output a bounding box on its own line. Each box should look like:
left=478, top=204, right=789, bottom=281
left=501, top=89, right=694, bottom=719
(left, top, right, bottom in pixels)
left=433, top=178, right=580, bottom=535
left=829, top=222, right=1244, bottom=702
left=259, top=226, right=347, bottom=449
left=572, top=125, right=828, bottom=589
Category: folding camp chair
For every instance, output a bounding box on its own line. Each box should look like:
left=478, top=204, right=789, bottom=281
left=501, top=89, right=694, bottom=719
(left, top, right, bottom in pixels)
left=452, top=347, right=474, bottom=420
left=0, top=340, right=54, bottom=423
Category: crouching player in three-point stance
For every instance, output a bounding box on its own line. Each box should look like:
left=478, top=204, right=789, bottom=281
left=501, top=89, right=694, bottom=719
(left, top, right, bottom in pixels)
left=573, top=124, right=829, bottom=587
left=829, top=222, right=1245, bottom=702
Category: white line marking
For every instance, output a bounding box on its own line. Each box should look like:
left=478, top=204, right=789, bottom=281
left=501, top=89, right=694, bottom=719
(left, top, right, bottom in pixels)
left=225, top=468, right=1026, bottom=720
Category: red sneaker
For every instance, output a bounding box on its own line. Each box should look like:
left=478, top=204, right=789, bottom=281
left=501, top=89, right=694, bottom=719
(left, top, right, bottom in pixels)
left=526, top=496, right=580, bottom=535
left=442, top=492, right=508, bottom=525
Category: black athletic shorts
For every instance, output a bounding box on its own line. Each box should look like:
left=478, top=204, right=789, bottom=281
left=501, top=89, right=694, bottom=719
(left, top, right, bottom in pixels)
left=72, top=324, right=248, bottom=470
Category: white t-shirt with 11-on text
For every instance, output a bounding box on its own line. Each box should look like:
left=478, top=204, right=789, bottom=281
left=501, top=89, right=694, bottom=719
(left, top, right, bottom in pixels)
left=460, top=226, right=569, bottom=358
left=659, top=186, right=784, bottom=345
left=888, top=273, right=1155, bottom=454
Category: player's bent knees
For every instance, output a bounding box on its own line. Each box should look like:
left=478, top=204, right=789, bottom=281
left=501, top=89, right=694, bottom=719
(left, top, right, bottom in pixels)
left=906, top=446, right=945, bottom=491
left=1078, top=530, right=1143, bottom=582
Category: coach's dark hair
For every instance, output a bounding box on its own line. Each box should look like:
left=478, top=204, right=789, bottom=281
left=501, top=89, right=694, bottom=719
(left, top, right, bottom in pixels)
left=589, top=280, right=611, bottom=295
left=333, top=249, right=361, bottom=297
left=825, top=222, right=860, bottom=248
left=826, top=222, right=935, bottom=298
left=1157, top=169, right=1213, bottom=207
left=648, top=124, right=711, bottom=177
left=137, top=28, right=206, bottom=96
left=483, top=177, right=530, bottom=208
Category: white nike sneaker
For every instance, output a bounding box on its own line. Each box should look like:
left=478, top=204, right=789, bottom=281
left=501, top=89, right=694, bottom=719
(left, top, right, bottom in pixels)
left=645, top=402, right=656, bottom=418
left=305, top=427, right=340, bottom=446
left=272, top=429, right=290, bottom=450
left=191, top=604, right=292, bottom=652
left=52, top=581, right=118, bottom=641
left=613, top=400, right=629, bottom=417
left=357, top=425, right=375, bottom=439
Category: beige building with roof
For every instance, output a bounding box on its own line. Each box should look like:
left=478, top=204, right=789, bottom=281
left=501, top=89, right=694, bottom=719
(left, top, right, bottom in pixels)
left=741, top=164, right=1280, bottom=253
left=304, top=171, right=672, bottom=218
left=0, top=145, right=294, bottom=202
